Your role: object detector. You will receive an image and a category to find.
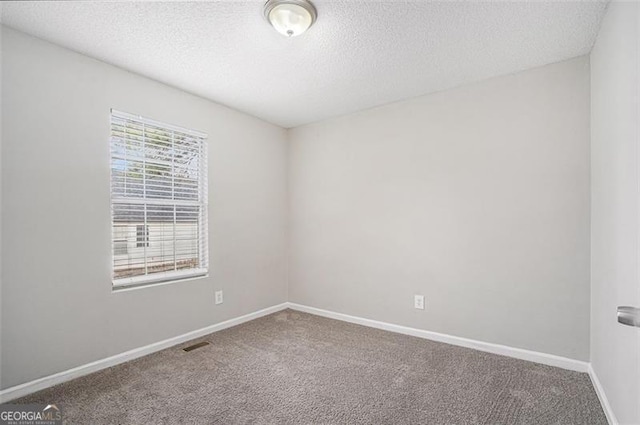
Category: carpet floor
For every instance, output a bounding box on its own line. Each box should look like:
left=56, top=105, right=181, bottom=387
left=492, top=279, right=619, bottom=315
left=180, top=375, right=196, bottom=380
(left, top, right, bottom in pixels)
left=13, top=309, right=606, bottom=424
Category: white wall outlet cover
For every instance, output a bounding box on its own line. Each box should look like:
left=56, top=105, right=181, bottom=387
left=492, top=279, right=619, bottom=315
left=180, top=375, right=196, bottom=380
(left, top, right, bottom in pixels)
left=215, top=290, right=223, bottom=305
left=414, top=295, right=425, bottom=310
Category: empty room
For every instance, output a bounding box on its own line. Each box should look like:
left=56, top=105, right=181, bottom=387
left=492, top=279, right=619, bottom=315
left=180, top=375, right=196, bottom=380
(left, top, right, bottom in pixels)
left=0, top=0, right=639, bottom=424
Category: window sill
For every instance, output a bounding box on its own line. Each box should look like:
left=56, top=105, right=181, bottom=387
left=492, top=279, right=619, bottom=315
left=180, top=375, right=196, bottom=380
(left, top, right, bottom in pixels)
left=112, top=268, right=208, bottom=292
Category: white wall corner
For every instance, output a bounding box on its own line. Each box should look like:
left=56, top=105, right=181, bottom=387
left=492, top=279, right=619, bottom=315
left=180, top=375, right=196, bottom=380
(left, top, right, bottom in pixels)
left=588, top=364, right=619, bottom=425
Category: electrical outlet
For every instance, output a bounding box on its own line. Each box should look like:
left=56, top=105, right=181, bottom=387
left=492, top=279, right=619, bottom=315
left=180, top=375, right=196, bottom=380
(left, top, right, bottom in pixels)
left=414, top=295, right=425, bottom=310
left=215, top=290, right=223, bottom=305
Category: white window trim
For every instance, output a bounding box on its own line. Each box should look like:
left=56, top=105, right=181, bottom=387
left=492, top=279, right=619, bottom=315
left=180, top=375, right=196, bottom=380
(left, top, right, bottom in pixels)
left=113, top=268, right=209, bottom=290
left=110, top=109, right=209, bottom=289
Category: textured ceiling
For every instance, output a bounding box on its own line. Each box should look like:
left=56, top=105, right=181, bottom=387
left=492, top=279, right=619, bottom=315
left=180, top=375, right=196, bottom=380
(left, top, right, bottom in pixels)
left=1, top=1, right=608, bottom=128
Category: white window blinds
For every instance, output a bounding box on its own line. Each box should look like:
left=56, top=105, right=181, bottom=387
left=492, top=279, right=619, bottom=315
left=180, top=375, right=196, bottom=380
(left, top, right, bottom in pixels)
left=110, top=109, right=208, bottom=287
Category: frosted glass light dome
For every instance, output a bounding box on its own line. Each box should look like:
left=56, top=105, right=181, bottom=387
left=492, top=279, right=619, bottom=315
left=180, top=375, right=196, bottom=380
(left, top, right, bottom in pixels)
left=264, top=0, right=317, bottom=37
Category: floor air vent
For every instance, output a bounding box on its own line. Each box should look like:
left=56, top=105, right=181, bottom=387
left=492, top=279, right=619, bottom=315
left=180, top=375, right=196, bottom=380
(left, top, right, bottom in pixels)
left=183, top=341, right=210, bottom=352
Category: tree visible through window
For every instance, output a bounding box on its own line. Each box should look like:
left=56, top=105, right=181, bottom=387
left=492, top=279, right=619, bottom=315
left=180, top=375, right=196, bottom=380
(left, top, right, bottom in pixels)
left=110, top=110, right=208, bottom=287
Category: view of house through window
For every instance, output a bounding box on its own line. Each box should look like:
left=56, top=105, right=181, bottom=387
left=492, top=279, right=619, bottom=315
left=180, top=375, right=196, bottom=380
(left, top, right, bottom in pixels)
left=136, top=225, right=149, bottom=248
left=110, top=110, right=208, bottom=286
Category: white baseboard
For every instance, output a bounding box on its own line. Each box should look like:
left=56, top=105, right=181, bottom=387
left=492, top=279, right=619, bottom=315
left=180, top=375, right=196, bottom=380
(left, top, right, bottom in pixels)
left=0, top=301, right=601, bottom=411
left=286, top=302, right=589, bottom=373
left=0, top=302, right=289, bottom=403
left=588, top=364, right=618, bottom=425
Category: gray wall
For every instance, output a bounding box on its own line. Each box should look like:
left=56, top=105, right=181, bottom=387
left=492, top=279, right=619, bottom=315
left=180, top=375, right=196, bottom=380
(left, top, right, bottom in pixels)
left=0, top=27, right=288, bottom=389
left=590, top=2, right=640, bottom=423
left=1, top=24, right=598, bottom=391
left=289, top=57, right=591, bottom=361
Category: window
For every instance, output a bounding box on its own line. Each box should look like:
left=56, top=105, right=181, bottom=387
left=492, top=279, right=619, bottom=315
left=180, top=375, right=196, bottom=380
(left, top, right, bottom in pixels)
left=136, top=225, right=149, bottom=248
left=110, top=109, right=208, bottom=287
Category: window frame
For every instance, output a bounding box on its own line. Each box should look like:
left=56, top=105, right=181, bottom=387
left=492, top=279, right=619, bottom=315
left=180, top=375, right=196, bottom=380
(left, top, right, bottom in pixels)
left=109, top=109, right=209, bottom=289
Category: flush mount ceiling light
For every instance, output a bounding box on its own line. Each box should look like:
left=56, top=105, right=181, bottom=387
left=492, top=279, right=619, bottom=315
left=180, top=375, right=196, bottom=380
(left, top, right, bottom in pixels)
left=264, top=0, right=317, bottom=37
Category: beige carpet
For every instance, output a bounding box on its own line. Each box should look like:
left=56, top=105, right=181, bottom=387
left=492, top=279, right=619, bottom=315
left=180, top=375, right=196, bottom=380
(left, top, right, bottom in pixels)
left=12, top=309, right=606, bottom=424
